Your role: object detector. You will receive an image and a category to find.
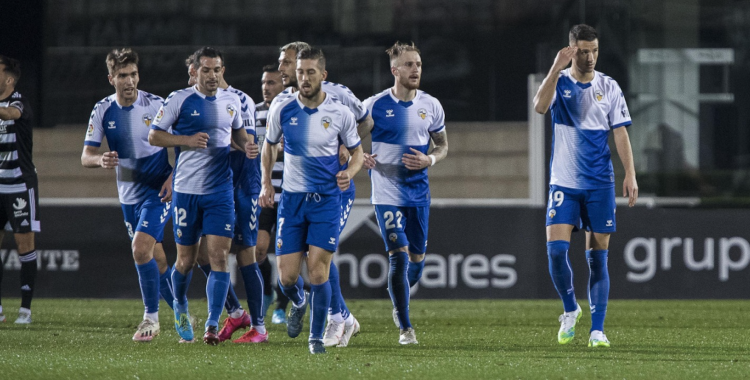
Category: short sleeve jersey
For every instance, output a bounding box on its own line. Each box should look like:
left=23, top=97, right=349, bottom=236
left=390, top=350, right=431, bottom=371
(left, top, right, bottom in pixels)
left=85, top=91, right=172, bottom=205
left=363, top=89, right=445, bottom=207
left=0, top=91, right=36, bottom=190
left=226, top=85, right=259, bottom=192
left=151, top=86, right=242, bottom=195
left=549, top=69, right=632, bottom=189
left=266, top=93, right=360, bottom=195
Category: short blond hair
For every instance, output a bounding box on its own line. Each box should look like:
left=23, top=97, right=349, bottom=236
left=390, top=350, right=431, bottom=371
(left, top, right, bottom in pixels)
left=106, top=48, right=138, bottom=75
left=280, top=41, right=311, bottom=54
left=386, top=41, right=421, bottom=64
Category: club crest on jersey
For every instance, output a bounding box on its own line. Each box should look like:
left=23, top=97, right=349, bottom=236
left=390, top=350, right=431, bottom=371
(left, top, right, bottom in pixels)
left=418, top=108, right=427, bottom=120
left=321, top=116, right=332, bottom=129
left=290, top=117, right=298, bottom=125
left=595, top=90, right=604, bottom=102
left=108, top=121, right=116, bottom=129
left=563, top=89, right=572, bottom=99
left=142, top=114, right=153, bottom=127
left=226, top=104, right=236, bottom=117
left=386, top=109, right=394, bottom=117
left=548, top=209, right=556, bottom=218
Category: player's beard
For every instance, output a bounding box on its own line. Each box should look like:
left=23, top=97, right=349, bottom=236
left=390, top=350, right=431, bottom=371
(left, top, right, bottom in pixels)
left=400, top=75, right=420, bottom=90
left=300, top=82, right=321, bottom=100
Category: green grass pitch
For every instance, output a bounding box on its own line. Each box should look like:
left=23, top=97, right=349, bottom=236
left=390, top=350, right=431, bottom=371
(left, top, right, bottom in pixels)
left=0, top=299, right=748, bottom=379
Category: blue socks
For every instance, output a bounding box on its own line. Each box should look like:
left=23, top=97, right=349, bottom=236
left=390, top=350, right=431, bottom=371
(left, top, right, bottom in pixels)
left=206, top=271, right=230, bottom=329
left=587, top=249, right=609, bottom=332
left=135, top=259, right=160, bottom=314
left=159, top=266, right=175, bottom=309
left=309, top=281, right=331, bottom=340
left=239, top=263, right=265, bottom=326
left=407, top=259, right=425, bottom=287
left=547, top=240, right=577, bottom=312
left=328, top=261, right=350, bottom=319
left=280, top=275, right=306, bottom=307
left=388, top=251, right=411, bottom=329
left=171, top=267, right=193, bottom=306
left=200, top=263, right=242, bottom=314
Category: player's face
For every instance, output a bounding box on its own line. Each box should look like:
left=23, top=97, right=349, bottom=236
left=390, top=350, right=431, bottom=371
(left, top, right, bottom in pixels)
left=278, top=49, right=298, bottom=88
left=571, top=39, right=599, bottom=73
left=296, top=59, right=327, bottom=100
left=196, top=56, right=224, bottom=93
left=187, top=63, right=197, bottom=86
left=0, top=64, right=9, bottom=95
left=108, top=63, right=139, bottom=102
left=261, top=71, right=284, bottom=103
left=393, top=51, right=422, bottom=90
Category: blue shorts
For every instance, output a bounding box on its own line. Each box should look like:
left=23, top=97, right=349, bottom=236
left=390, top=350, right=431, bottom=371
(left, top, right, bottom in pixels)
left=172, top=189, right=235, bottom=245
left=374, top=205, right=429, bottom=254
left=121, top=191, right=171, bottom=243
left=339, top=189, right=355, bottom=232
left=276, top=192, right=341, bottom=255
left=545, top=185, right=616, bottom=233
left=234, top=187, right=260, bottom=247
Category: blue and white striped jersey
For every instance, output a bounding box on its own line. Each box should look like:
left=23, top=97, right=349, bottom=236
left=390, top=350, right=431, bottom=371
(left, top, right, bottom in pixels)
left=266, top=93, right=361, bottom=195
left=549, top=69, right=632, bottom=189
left=226, top=85, right=259, bottom=192
left=363, top=89, right=445, bottom=207
left=151, top=86, right=243, bottom=195
left=271, top=82, right=369, bottom=123
left=85, top=90, right=172, bottom=205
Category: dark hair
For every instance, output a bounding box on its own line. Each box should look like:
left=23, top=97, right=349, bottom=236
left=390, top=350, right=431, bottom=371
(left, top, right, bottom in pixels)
left=0, top=55, right=21, bottom=82
left=105, top=48, right=138, bottom=75
left=192, top=47, right=224, bottom=68
left=185, top=53, right=196, bottom=68
left=569, top=24, right=598, bottom=44
left=262, top=64, right=279, bottom=73
left=296, top=47, right=326, bottom=70
left=280, top=41, right=310, bottom=54
left=386, top=41, right=421, bottom=63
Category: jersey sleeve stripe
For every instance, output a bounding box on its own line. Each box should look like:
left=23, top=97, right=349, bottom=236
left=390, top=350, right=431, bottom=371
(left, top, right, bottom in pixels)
left=84, top=141, right=102, bottom=147
left=612, top=121, right=631, bottom=128
left=345, top=140, right=361, bottom=150
left=356, top=109, right=370, bottom=124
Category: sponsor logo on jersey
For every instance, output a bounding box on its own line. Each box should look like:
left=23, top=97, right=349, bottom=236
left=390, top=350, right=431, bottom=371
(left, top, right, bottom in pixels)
left=606, top=220, right=613, bottom=227
left=108, top=121, right=116, bottom=129
left=386, top=109, right=394, bottom=117
left=563, top=89, right=572, bottom=99
left=13, top=198, right=26, bottom=210
left=329, top=237, right=336, bottom=245
left=142, top=113, right=153, bottom=127
left=389, top=233, right=397, bottom=242
left=595, top=90, right=604, bottom=102
left=191, top=110, right=200, bottom=117
left=290, top=117, right=298, bottom=125
left=418, top=108, right=427, bottom=120
left=321, top=116, right=332, bottom=129
left=548, top=209, right=556, bottom=218
left=20, top=219, right=29, bottom=227
left=225, top=224, right=232, bottom=231
left=141, top=221, right=149, bottom=228
left=226, top=104, right=236, bottom=117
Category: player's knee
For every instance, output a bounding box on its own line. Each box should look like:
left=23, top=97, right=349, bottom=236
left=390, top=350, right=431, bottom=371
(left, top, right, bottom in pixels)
left=131, top=242, right=154, bottom=264
left=546, top=240, right=570, bottom=260
left=256, top=249, right=267, bottom=264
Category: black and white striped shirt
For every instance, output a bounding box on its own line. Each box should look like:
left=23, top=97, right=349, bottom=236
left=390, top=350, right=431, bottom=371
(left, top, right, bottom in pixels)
left=0, top=91, right=36, bottom=193
left=255, top=101, right=283, bottom=202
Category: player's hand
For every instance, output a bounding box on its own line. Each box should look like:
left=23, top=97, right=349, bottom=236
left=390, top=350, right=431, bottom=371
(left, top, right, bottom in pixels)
left=338, top=145, right=350, bottom=166
left=552, top=46, right=578, bottom=72
left=363, top=153, right=378, bottom=169
left=187, top=132, right=209, bottom=149
left=100, top=151, right=119, bottom=169
left=336, top=171, right=351, bottom=191
left=402, top=148, right=430, bottom=170
left=623, top=174, right=639, bottom=207
left=259, top=183, right=275, bottom=208
left=245, top=141, right=259, bottom=159
left=159, top=176, right=173, bottom=203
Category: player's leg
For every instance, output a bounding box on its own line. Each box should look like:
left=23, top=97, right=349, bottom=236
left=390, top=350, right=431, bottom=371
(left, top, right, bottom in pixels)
left=152, top=243, right=175, bottom=309
left=404, top=207, right=428, bottom=288
left=200, top=189, right=236, bottom=345
left=197, top=237, right=243, bottom=317
left=583, top=187, right=616, bottom=348
left=275, top=192, right=310, bottom=339
left=325, top=190, right=356, bottom=347
left=546, top=186, right=582, bottom=344
left=10, top=185, right=40, bottom=325
left=171, top=191, right=202, bottom=342
left=307, top=246, right=333, bottom=354
left=257, top=208, right=287, bottom=324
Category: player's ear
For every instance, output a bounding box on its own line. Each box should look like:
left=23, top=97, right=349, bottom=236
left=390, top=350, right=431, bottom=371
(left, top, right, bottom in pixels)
left=107, top=74, right=114, bottom=87
left=321, top=70, right=327, bottom=80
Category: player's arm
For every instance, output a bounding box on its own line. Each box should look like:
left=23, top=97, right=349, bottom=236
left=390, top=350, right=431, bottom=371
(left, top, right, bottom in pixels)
left=259, top=140, right=278, bottom=207
left=159, top=171, right=173, bottom=203
left=401, top=130, right=448, bottom=170
left=533, top=46, right=578, bottom=114
left=337, top=145, right=363, bottom=192
left=81, top=145, right=119, bottom=169
left=613, top=126, right=638, bottom=207
left=148, top=129, right=208, bottom=148
left=0, top=106, right=21, bottom=120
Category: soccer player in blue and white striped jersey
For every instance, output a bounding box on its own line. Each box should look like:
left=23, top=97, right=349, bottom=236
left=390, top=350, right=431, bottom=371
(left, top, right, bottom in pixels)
left=360, top=41, right=449, bottom=345
left=82, top=49, right=176, bottom=342
left=533, top=24, right=638, bottom=348
left=149, top=47, right=259, bottom=345
left=261, top=47, right=363, bottom=354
